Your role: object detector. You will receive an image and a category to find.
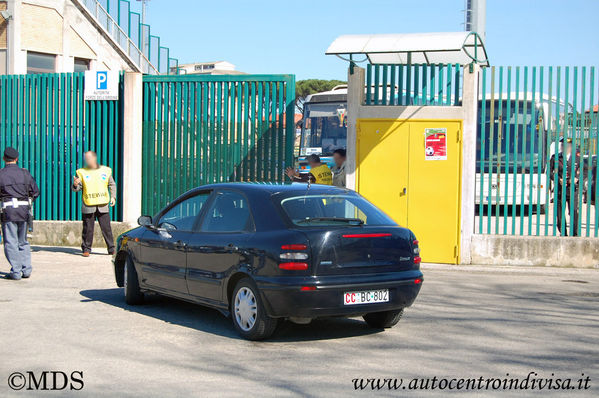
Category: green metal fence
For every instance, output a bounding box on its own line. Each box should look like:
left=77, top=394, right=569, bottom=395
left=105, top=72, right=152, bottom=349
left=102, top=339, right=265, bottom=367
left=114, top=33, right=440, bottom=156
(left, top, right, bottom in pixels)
left=141, top=74, right=296, bottom=216
left=0, top=73, right=123, bottom=221
left=365, top=64, right=462, bottom=106
left=476, top=66, right=599, bottom=237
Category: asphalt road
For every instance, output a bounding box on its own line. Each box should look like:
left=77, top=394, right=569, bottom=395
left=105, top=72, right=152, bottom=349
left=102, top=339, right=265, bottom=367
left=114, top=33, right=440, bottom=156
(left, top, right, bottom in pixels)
left=1, top=247, right=598, bottom=397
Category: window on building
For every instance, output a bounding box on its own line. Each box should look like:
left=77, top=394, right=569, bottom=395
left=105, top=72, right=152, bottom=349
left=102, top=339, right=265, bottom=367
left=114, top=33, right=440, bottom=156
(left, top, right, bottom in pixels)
left=27, top=52, right=56, bottom=74
left=73, top=58, right=89, bottom=73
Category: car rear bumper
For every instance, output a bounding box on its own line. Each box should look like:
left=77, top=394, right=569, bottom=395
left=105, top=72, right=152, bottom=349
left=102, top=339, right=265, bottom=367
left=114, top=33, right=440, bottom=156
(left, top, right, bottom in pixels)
left=254, top=270, right=423, bottom=318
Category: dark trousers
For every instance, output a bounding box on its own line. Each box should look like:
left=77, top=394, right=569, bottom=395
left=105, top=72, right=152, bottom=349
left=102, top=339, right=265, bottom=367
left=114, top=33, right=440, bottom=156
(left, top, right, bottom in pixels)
left=555, top=190, right=579, bottom=237
left=82, top=210, right=115, bottom=253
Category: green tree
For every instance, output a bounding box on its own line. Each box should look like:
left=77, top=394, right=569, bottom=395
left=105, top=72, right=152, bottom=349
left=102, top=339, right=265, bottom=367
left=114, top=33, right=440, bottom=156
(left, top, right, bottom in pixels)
left=295, top=79, right=346, bottom=113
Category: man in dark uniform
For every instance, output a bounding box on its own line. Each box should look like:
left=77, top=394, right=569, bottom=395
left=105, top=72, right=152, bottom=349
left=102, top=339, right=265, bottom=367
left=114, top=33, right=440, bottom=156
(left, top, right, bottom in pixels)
left=0, top=147, right=40, bottom=280
left=550, top=138, right=580, bottom=236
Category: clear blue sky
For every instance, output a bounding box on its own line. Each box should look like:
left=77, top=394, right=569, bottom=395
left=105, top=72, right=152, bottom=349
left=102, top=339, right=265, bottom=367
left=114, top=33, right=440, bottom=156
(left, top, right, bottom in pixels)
left=139, top=0, right=599, bottom=80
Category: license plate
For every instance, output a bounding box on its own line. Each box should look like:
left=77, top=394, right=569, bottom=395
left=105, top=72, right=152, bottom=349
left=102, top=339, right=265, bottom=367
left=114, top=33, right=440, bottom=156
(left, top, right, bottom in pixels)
left=343, top=289, right=389, bottom=305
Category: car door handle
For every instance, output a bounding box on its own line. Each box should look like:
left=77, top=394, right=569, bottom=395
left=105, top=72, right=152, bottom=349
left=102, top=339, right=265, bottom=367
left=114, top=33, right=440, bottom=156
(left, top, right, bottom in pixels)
left=175, top=240, right=187, bottom=250
left=227, top=243, right=239, bottom=251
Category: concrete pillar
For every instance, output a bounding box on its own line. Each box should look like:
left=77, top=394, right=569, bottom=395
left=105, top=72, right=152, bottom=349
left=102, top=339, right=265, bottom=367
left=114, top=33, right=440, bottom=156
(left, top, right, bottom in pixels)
left=59, top=0, right=72, bottom=73
left=346, top=66, right=365, bottom=190
left=6, top=0, right=22, bottom=74
left=459, top=64, right=480, bottom=264
left=122, top=72, right=143, bottom=224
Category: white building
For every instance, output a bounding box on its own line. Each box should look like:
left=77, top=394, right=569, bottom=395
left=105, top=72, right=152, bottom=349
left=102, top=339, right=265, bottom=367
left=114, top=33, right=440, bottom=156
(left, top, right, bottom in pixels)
left=172, top=61, right=245, bottom=75
left=0, top=0, right=175, bottom=75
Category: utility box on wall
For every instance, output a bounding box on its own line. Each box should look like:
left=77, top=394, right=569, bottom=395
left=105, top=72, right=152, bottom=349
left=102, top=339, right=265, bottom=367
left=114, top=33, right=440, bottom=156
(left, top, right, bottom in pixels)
left=356, top=119, right=463, bottom=264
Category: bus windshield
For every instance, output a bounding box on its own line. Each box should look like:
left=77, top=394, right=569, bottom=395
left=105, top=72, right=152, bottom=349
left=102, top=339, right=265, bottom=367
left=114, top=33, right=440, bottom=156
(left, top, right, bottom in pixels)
left=476, top=100, right=546, bottom=173
left=300, top=102, right=347, bottom=157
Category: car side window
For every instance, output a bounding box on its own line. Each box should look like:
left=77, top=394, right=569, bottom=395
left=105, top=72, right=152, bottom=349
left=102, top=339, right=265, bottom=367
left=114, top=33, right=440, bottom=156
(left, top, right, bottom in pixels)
left=157, top=192, right=211, bottom=231
left=200, top=191, right=253, bottom=233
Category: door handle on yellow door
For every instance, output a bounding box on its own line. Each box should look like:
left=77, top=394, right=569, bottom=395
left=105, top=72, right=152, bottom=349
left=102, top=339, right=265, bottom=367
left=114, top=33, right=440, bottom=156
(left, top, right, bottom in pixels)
left=400, top=187, right=407, bottom=196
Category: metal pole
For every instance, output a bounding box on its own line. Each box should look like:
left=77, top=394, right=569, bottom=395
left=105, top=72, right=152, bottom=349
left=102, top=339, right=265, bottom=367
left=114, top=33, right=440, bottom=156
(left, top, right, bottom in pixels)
left=141, top=0, right=146, bottom=24
left=465, top=0, right=486, bottom=41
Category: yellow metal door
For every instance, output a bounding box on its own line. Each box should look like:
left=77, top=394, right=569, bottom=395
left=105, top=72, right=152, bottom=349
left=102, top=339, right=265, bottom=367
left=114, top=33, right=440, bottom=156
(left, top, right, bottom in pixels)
left=356, top=119, right=462, bottom=264
left=357, top=120, right=409, bottom=225
left=406, top=121, right=461, bottom=264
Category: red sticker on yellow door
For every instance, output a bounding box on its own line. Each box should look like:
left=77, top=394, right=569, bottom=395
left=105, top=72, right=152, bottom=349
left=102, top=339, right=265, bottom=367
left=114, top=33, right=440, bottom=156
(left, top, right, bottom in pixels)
left=424, top=128, right=447, bottom=160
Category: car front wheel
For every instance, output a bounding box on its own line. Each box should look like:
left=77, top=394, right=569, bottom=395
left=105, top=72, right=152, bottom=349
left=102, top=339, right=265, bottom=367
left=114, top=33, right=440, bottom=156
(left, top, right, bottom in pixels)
left=363, top=309, right=403, bottom=328
left=231, top=278, right=278, bottom=340
left=124, top=256, right=144, bottom=305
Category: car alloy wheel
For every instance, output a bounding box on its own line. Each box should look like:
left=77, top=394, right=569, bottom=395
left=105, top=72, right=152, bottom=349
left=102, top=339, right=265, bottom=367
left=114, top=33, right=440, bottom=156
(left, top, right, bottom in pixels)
left=234, top=287, right=257, bottom=332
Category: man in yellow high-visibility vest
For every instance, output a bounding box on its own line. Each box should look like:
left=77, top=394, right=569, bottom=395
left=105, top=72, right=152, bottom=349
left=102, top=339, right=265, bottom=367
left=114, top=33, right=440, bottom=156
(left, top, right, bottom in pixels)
left=72, top=151, right=117, bottom=257
left=285, top=155, right=333, bottom=185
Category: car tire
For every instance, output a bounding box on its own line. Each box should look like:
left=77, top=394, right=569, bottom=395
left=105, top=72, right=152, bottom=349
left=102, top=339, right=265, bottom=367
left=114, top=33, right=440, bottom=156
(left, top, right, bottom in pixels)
left=363, top=309, right=403, bottom=329
left=124, top=256, right=144, bottom=305
left=231, top=278, right=278, bottom=340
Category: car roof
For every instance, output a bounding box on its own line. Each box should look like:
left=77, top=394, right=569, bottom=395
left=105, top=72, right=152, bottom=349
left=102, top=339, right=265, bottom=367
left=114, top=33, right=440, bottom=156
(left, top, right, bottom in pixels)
left=187, top=182, right=351, bottom=196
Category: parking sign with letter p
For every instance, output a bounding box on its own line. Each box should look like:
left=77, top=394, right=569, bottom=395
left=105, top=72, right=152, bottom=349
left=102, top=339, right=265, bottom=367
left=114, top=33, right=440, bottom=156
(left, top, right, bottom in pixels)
left=84, top=70, right=119, bottom=100
left=96, top=71, right=108, bottom=90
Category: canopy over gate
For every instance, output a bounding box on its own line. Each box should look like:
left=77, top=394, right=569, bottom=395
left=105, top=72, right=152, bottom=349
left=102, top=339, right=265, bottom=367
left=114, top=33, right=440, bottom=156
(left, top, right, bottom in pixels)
left=326, top=31, right=489, bottom=66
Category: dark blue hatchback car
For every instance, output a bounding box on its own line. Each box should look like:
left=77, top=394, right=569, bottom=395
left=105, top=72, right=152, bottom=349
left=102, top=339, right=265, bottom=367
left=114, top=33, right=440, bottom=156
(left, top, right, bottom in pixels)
left=113, top=183, right=423, bottom=340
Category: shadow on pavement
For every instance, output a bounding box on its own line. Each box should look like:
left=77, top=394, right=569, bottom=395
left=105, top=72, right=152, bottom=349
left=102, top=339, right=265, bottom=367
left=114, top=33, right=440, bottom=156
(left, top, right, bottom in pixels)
left=79, top=288, right=382, bottom=342
left=31, top=246, right=83, bottom=255
left=31, top=246, right=112, bottom=255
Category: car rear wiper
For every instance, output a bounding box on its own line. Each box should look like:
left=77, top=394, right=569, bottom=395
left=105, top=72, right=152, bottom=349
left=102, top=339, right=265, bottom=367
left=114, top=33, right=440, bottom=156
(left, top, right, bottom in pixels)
left=296, top=217, right=364, bottom=225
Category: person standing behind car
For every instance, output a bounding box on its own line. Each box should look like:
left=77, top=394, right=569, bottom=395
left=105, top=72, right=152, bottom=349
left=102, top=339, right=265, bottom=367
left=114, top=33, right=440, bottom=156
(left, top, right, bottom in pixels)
left=285, top=154, right=333, bottom=185
left=550, top=138, right=580, bottom=236
left=0, top=147, right=40, bottom=280
left=331, top=148, right=347, bottom=188
left=72, top=151, right=116, bottom=257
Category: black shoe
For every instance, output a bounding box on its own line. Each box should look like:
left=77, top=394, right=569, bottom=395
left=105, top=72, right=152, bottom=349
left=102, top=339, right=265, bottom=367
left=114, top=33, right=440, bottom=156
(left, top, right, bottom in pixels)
left=4, top=274, right=21, bottom=280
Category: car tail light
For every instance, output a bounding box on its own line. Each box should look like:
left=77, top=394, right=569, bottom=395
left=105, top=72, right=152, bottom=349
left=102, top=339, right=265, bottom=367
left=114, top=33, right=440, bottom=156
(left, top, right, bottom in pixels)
left=281, top=244, right=307, bottom=250
left=413, top=239, right=420, bottom=255
left=413, top=256, right=422, bottom=264
left=414, top=278, right=422, bottom=284
left=300, top=286, right=316, bottom=291
left=280, top=252, right=309, bottom=260
left=279, top=262, right=308, bottom=271
left=280, top=243, right=308, bottom=261
left=342, top=233, right=392, bottom=238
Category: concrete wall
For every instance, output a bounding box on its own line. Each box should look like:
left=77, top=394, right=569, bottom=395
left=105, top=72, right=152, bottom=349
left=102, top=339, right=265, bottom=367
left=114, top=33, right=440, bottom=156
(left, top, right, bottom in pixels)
left=471, top=234, right=599, bottom=268
left=28, top=221, right=134, bottom=248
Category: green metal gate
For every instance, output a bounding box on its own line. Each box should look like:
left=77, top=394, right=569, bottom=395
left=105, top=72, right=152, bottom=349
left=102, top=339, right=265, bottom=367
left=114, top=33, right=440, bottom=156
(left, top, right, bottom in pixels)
left=0, top=73, right=123, bottom=221
left=141, top=74, right=296, bottom=215
left=365, top=63, right=462, bottom=106
left=476, top=66, right=599, bottom=237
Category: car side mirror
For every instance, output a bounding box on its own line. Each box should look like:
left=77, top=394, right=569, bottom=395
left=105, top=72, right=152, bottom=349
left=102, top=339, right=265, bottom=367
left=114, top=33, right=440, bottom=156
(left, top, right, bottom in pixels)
left=138, top=215, right=153, bottom=227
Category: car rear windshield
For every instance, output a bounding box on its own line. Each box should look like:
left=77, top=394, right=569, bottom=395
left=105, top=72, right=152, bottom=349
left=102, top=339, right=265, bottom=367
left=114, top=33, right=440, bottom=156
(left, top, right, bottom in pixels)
left=278, top=194, right=396, bottom=226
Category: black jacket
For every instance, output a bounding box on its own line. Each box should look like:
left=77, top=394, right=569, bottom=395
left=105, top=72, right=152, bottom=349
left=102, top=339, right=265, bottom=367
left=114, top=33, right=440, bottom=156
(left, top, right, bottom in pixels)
left=0, top=164, right=40, bottom=222
left=550, top=153, right=580, bottom=195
